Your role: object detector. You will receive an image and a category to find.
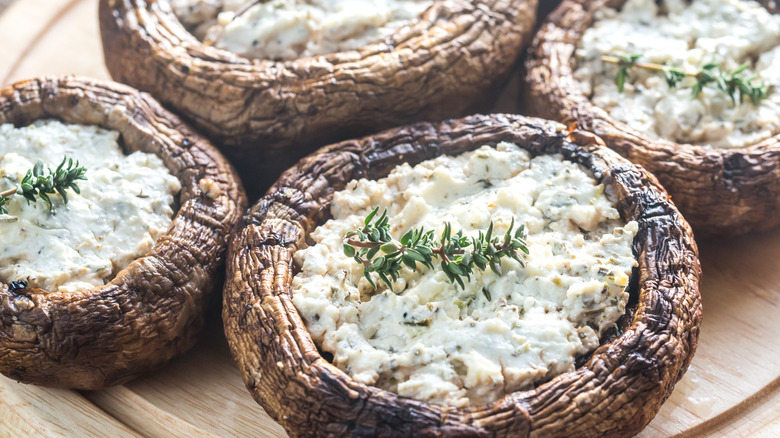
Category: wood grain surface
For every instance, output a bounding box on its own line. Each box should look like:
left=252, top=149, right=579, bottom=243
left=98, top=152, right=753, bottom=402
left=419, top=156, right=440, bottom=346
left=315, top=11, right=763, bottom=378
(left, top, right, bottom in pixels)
left=0, top=0, right=779, bottom=436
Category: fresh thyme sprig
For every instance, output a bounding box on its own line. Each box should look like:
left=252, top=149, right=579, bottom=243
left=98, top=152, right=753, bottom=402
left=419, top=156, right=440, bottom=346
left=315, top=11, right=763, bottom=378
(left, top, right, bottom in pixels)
left=343, top=207, right=529, bottom=290
left=0, top=156, right=87, bottom=215
left=602, top=54, right=769, bottom=105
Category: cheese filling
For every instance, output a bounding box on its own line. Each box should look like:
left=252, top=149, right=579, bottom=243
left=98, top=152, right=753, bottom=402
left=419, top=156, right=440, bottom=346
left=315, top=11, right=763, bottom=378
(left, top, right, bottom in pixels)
left=0, top=120, right=181, bottom=293
left=172, top=0, right=432, bottom=61
left=292, top=142, right=638, bottom=407
left=574, top=0, right=780, bottom=148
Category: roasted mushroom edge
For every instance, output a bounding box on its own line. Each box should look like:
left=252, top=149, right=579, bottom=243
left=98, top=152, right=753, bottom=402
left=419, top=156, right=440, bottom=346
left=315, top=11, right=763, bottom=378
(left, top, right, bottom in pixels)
left=525, top=0, right=780, bottom=236
left=0, top=76, right=247, bottom=389
left=223, top=113, right=702, bottom=437
left=99, top=0, right=538, bottom=191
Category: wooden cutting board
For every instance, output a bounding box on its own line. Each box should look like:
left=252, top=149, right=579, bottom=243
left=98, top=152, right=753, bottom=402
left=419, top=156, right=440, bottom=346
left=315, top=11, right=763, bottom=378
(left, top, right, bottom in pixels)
left=1, top=0, right=779, bottom=436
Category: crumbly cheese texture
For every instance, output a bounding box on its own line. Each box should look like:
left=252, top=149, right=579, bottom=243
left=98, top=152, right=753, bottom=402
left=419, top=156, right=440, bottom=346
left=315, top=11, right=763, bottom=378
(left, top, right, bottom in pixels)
left=0, top=120, right=181, bottom=293
left=292, top=143, right=638, bottom=407
left=172, top=0, right=432, bottom=60
left=574, top=0, right=780, bottom=148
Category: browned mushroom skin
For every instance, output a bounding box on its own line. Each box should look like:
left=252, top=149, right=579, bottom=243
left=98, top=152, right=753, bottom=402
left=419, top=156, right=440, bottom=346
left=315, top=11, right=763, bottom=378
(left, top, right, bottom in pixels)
left=0, top=77, right=247, bottom=389
left=98, top=0, right=538, bottom=192
left=525, top=0, right=780, bottom=236
left=537, top=0, right=565, bottom=23
left=223, top=114, right=702, bottom=437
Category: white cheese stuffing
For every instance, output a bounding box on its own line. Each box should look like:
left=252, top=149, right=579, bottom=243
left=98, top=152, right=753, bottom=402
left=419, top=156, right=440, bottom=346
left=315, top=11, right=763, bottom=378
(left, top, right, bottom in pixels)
left=171, top=0, right=432, bottom=60
left=574, top=0, right=780, bottom=148
left=0, top=120, right=181, bottom=293
left=292, top=142, right=638, bottom=407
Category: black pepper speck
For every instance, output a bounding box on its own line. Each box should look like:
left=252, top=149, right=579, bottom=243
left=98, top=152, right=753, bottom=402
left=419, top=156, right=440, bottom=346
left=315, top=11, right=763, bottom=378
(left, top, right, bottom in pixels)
left=8, top=280, right=27, bottom=292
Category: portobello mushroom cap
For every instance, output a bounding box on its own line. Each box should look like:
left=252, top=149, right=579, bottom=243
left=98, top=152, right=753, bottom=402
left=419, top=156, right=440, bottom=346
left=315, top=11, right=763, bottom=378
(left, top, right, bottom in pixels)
left=524, top=0, right=780, bottom=236
left=0, top=77, right=247, bottom=389
left=98, top=0, right=538, bottom=190
left=223, top=114, right=702, bottom=437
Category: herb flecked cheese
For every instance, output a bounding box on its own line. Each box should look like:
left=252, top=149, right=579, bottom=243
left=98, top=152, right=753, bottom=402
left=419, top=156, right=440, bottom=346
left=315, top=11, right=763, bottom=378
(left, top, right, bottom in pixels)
left=0, top=120, right=181, bottom=293
left=575, top=0, right=780, bottom=148
left=292, top=142, right=638, bottom=407
left=173, top=0, right=432, bottom=61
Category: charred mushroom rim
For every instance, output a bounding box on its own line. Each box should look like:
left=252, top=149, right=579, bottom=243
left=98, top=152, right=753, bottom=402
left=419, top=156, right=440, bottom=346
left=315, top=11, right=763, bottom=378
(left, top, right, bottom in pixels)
left=0, top=77, right=246, bottom=389
left=525, top=0, right=780, bottom=236
left=223, top=114, right=702, bottom=437
left=98, top=0, right=538, bottom=191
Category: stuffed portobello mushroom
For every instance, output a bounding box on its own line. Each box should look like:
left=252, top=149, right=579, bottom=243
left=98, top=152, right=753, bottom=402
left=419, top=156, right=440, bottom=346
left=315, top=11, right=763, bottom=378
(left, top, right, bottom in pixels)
left=99, top=0, right=538, bottom=190
left=526, top=0, right=780, bottom=236
left=0, top=77, right=246, bottom=389
left=223, top=114, right=702, bottom=437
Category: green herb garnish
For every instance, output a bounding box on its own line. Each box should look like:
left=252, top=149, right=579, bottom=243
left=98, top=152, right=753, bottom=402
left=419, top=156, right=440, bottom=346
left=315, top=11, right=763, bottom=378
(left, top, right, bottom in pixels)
left=343, top=207, right=529, bottom=290
left=602, top=54, right=769, bottom=105
left=0, top=156, right=87, bottom=215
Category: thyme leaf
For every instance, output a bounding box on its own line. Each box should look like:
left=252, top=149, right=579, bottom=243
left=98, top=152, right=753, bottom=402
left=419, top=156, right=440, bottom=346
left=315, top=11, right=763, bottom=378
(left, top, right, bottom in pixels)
left=0, top=156, right=87, bottom=215
left=602, top=54, right=769, bottom=106
left=343, top=207, right=529, bottom=290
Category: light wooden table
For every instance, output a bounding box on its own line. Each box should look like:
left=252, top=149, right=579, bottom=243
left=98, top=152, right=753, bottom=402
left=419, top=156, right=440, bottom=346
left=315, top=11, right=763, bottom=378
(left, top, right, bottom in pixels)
left=1, top=0, right=780, bottom=436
